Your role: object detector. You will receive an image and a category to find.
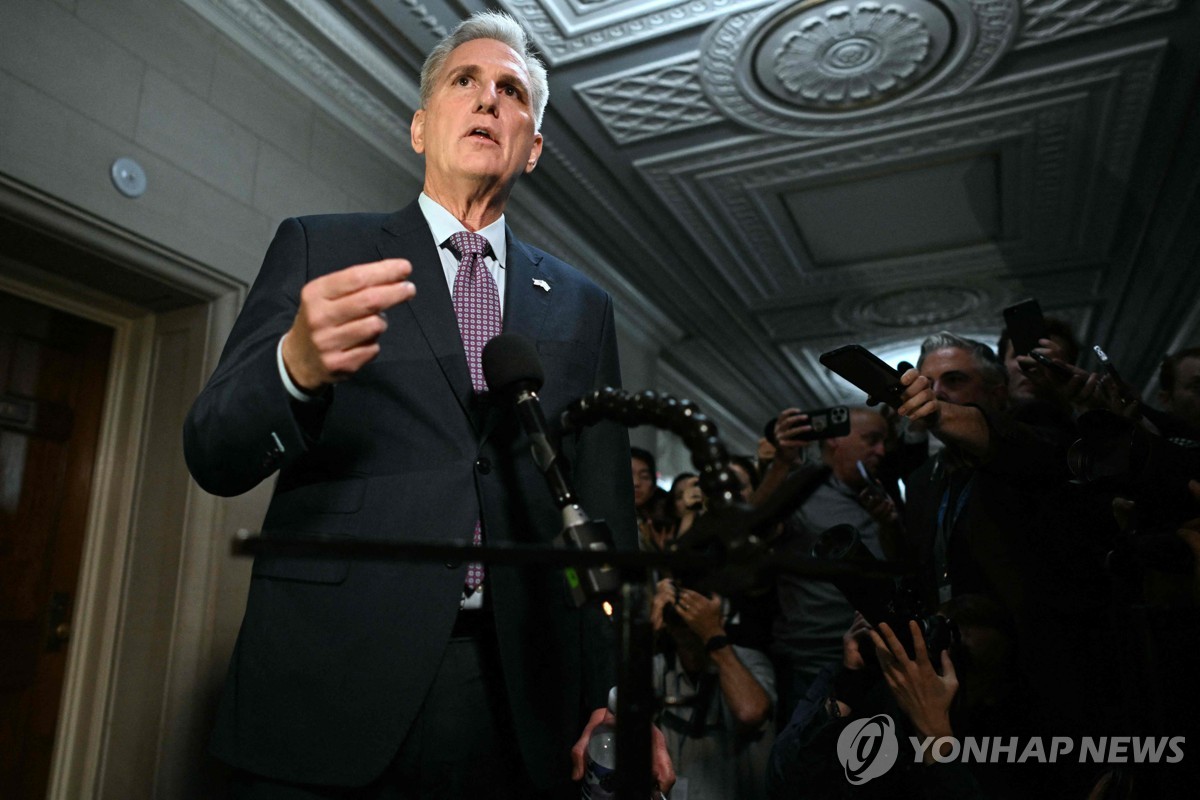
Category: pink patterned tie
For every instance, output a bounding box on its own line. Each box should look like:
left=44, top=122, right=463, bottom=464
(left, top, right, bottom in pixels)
left=449, top=231, right=501, bottom=590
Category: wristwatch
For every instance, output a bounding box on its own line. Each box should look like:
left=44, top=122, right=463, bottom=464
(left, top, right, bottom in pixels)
left=704, top=634, right=730, bottom=652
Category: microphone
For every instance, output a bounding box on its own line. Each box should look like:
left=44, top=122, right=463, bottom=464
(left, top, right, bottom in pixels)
left=482, top=333, right=575, bottom=508
left=482, top=333, right=619, bottom=605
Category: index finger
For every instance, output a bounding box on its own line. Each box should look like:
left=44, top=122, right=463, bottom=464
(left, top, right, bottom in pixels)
left=907, top=619, right=931, bottom=667
left=873, top=621, right=910, bottom=663
left=320, top=259, right=413, bottom=300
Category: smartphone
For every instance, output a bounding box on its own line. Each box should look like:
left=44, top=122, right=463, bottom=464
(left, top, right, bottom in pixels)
left=819, top=345, right=905, bottom=409
left=764, top=405, right=851, bottom=444
left=1029, top=349, right=1073, bottom=379
left=798, top=406, right=851, bottom=440
left=1094, top=345, right=1136, bottom=400
left=1003, top=298, right=1046, bottom=357
left=856, top=460, right=888, bottom=499
left=1093, top=345, right=1122, bottom=382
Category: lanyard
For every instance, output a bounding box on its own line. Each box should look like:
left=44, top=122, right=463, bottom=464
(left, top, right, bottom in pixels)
left=934, top=470, right=973, bottom=602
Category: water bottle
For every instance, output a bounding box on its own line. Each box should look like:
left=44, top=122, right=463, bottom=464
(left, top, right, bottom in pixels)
left=581, top=687, right=618, bottom=800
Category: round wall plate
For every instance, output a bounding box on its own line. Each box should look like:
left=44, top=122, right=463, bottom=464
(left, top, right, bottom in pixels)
left=110, top=157, right=147, bottom=198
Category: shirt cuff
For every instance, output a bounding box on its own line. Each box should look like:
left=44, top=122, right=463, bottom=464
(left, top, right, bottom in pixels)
left=277, top=334, right=320, bottom=403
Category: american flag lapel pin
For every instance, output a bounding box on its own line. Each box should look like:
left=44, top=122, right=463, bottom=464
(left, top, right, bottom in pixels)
left=532, top=278, right=551, bottom=292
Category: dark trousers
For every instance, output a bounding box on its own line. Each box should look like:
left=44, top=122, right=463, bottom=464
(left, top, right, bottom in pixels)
left=230, top=630, right=561, bottom=799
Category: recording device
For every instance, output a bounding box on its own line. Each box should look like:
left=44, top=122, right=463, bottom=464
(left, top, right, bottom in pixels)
left=1093, top=345, right=1121, bottom=382
left=812, top=523, right=958, bottom=662
left=1029, top=349, right=1073, bottom=379
left=802, top=406, right=851, bottom=440
left=482, top=333, right=620, bottom=605
left=856, top=460, right=889, bottom=500
left=1003, top=298, right=1046, bottom=357
left=1093, top=345, right=1138, bottom=403
left=763, top=405, right=851, bottom=445
left=819, top=345, right=905, bottom=409
left=1068, top=409, right=1200, bottom=574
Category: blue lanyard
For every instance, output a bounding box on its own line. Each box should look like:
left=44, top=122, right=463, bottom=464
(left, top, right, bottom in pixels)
left=934, top=471, right=973, bottom=599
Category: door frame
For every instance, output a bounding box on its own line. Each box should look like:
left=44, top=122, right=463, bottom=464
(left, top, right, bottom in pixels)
left=0, top=175, right=248, bottom=797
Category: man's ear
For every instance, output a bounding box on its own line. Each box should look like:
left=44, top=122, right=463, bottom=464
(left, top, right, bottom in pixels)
left=524, top=132, right=544, bottom=173
left=1158, top=389, right=1172, bottom=411
left=411, top=109, right=426, bottom=154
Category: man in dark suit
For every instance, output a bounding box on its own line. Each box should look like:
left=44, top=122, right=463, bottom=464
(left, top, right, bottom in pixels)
left=184, top=12, right=665, bottom=798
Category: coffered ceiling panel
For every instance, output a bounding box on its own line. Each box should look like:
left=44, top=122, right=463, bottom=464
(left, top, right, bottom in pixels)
left=211, top=0, right=1200, bottom=448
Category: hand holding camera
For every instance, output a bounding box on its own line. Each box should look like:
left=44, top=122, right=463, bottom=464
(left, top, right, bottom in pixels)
left=868, top=620, right=958, bottom=748
left=671, top=586, right=726, bottom=642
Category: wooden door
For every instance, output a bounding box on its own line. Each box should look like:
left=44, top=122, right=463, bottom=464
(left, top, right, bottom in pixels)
left=0, top=291, right=113, bottom=799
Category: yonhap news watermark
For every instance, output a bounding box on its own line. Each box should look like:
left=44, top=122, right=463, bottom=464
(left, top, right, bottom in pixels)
left=836, top=714, right=1186, bottom=786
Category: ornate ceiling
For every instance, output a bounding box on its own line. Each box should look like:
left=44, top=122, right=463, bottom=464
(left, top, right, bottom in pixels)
left=186, top=0, right=1200, bottom=448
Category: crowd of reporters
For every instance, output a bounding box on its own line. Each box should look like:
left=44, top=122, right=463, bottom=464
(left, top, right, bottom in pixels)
left=629, top=320, right=1200, bottom=799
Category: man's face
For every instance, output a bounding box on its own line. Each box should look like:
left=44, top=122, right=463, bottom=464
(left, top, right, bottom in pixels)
left=1002, top=335, right=1070, bottom=403
left=920, top=347, right=1006, bottom=411
left=826, top=410, right=888, bottom=488
left=631, top=457, right=655, bottom=509
left=673, top=476, right=702, bottom=517
left=411, top=38, right=543, bottom=194
left=1161, top=356, right=1200, bottom=429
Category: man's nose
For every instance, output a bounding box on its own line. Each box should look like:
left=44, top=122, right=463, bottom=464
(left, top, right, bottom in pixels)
left=475, top=83, right=499, bottom=114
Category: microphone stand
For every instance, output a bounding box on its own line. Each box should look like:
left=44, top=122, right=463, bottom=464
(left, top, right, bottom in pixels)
left=234, top=388, right=912, bottom=799
left=234, top=486, right=909, bottom=800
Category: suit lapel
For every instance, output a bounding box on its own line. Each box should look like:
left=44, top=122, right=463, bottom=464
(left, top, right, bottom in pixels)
left=479, top=229, right=553, bottom=443
left=377, top=201, right=477, bottom=425
left=502, top=229, right=552, bottom=343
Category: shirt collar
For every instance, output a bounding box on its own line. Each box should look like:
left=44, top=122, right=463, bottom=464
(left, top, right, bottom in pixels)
left=418, top=192, right=507, bottom=268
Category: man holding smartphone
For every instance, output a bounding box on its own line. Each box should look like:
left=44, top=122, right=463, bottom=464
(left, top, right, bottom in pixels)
left=889, top=331, right=1111, bottom=755
left=997, top=317, right=1080, bottom=406
left=765, top=406, right=894, bottom=728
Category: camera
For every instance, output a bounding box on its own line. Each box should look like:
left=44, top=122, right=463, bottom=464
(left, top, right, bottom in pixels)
left=812, top=523, right=959, bottom=662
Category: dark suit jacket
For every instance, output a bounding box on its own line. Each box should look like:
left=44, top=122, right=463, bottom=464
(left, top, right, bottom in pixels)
left=184, top=201, right=636, bottom=788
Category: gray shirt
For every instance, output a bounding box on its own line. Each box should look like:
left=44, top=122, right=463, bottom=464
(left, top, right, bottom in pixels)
left=771, top=475, right=883, bottom=679
left=654, top=645, right=776, bottom=800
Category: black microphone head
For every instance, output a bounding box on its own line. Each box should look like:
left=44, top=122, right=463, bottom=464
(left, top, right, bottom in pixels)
left=483, top=333, right=544, bottom=394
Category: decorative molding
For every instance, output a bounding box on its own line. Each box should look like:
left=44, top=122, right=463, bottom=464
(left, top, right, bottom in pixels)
left=280, top=0, right=422, bottom=107
left=181, top=0, right=424, bottom=181
left=640, top=41, right=1164, bottom=304
left=843, top=285, right=989, bottom=329
left=700, top=0, right=1019, bottom=136
left=499, top=0, right=772, bottom=65
left=575, top=54, right=723, bottom=144
left=1017, top=0, right=1178, bottom=49
left=399, top=0, right=449, bottom=39
left=771, top=3, right=933, bottom=107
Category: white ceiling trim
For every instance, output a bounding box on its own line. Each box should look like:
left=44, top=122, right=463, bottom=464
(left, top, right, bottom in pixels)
left=180, top=0, right=424, bottom=183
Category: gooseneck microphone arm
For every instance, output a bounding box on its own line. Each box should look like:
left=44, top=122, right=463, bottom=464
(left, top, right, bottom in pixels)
left=560, top=387, right=745, bottom=509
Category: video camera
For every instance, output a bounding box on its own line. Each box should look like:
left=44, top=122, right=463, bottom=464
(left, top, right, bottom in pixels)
left=812, top=523, right=959, bottom=662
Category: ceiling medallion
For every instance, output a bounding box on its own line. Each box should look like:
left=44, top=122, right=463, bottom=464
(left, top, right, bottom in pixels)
left=772, top=3, right=933, bottom=108
left=843, top=286, right=986, bottom=328
left=701, top=0, right=1019, bottom=136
